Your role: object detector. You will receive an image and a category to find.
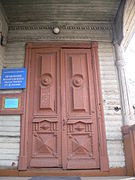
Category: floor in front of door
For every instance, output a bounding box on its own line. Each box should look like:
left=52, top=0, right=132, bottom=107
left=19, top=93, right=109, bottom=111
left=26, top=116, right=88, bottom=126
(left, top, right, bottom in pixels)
left=0, top=177, right=133, bottom=180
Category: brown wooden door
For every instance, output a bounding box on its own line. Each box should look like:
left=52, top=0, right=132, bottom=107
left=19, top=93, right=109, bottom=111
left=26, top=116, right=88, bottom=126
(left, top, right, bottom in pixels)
left=28, top=47, right=99, bottom=169
left=28, top=48, right=61, bottom=167
left=61, top=49, right=99, bottom=169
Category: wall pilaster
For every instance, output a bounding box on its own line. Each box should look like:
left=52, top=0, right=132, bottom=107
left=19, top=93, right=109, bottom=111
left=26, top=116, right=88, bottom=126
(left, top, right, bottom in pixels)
left=114, top=42, right=134, bottom=125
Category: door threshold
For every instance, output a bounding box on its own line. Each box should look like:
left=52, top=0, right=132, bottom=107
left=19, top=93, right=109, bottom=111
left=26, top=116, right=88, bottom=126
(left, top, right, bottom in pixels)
left=0, top=167, right=126, bottom=177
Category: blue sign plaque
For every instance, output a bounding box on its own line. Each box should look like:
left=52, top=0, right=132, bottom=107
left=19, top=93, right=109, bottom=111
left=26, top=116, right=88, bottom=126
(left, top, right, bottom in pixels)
left=5, top=98, right=19, bottom=109
left=1, top=68, right=27, bottom=89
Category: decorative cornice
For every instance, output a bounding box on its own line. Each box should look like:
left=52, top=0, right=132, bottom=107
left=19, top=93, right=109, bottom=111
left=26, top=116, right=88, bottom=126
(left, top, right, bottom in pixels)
left=7, top=35, right=112, bottom=43
left=9, top=23, right=113, bottom=31
left=7, top=22, right=113, bottom=42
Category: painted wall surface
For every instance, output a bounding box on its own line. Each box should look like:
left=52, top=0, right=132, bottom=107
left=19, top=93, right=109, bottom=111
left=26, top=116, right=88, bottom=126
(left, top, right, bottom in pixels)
left=98, top=42, right=125, bottom=167
left=0, top=115, right=20, bottom=167
left=0, top=45, right=4, bottom=79
left=0, top=25, right=125, bottom=168
left=0, top=3, right=8, bottom=80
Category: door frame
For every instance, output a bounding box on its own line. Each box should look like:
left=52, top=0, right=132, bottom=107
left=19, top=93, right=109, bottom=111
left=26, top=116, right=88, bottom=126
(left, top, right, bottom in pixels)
left=18, top=42, right=109, bottom=171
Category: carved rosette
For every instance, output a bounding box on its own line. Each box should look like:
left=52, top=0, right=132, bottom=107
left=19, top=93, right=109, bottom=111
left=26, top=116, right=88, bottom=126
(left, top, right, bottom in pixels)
left=41, top=74, right=52, bottom=86
left=72, top=75, right=83, bottom=87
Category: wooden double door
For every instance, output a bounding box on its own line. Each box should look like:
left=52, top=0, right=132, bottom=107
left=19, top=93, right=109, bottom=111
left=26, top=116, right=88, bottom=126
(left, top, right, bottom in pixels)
left=27, top=46, right=100, bottom=169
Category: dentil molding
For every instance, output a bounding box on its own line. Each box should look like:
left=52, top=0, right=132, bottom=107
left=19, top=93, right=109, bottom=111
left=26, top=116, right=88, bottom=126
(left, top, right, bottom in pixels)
left=9, top=22, right=113, bottom=31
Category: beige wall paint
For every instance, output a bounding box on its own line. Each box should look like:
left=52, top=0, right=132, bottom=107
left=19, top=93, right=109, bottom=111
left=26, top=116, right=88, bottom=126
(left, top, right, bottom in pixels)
left=0, top=115, right=20, bottom=167
left=98, top=42, right=125, bottom=167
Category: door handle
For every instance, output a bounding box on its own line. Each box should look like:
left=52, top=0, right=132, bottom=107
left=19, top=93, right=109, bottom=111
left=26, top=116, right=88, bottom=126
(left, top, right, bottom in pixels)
left=63, top=118, right=66, bottom=127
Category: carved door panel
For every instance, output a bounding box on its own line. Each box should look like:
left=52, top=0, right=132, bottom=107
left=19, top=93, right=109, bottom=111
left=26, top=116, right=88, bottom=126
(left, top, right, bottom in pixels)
left=28, top=48, right=61, bottom=167
left=61, top=49, right=99, bottom=169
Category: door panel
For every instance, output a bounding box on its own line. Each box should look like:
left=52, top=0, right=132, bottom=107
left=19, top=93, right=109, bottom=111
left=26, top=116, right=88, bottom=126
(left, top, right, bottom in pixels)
left=29, top=49, right=62, bottom=167
left=62, top=49, right=99, bottom=169
left=34, top=52, right=58, bottom=115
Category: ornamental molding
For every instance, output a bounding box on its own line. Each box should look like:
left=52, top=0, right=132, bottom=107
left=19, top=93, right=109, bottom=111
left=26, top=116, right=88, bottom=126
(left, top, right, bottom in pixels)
left=8, top=35, right=111, bottom=42
left=9, top=23, right=113, bottom=31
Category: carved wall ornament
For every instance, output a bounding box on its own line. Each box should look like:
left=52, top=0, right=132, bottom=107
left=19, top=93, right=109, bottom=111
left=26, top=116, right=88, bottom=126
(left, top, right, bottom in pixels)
left=9, top=23, right=112, bottom=31
left=7, top=23, right=113, bottom=42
